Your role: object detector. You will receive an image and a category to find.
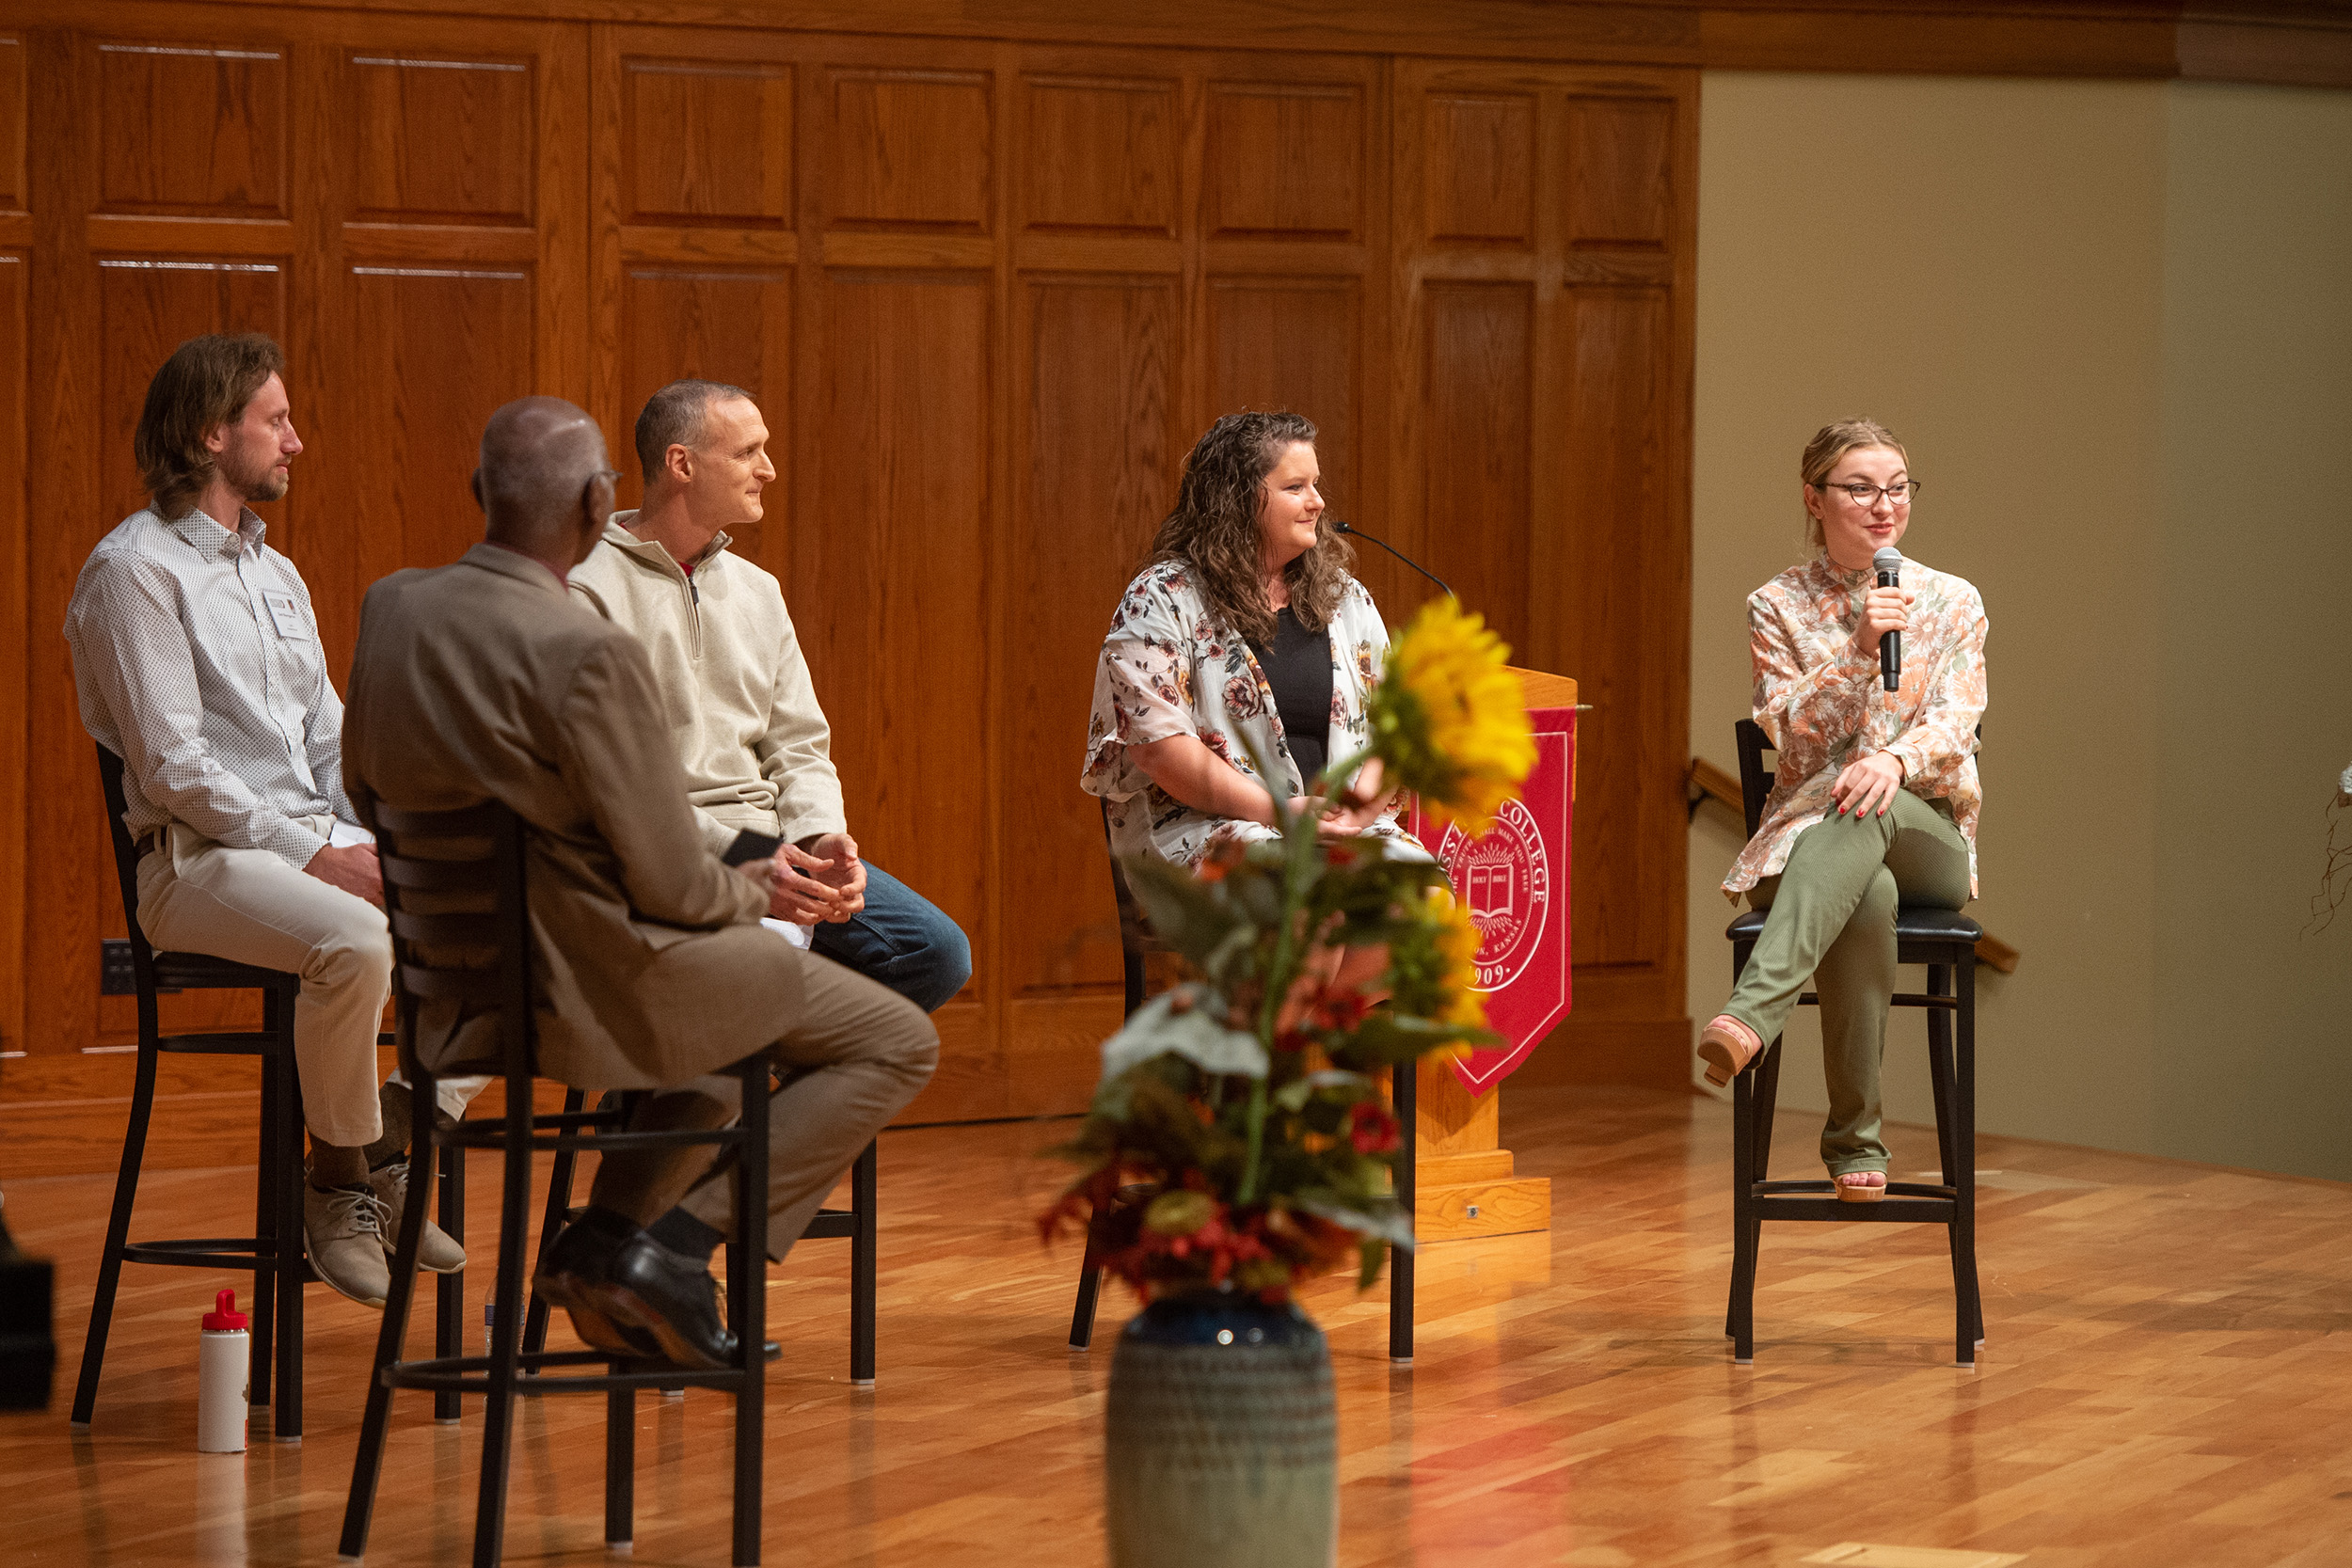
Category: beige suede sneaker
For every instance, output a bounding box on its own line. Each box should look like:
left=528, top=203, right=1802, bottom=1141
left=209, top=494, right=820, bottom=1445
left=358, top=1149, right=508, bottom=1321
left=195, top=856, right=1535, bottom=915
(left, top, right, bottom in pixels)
left=304, top=1182, right=392, bottom=1308
left=367, top=1162, right=468, bottom=1275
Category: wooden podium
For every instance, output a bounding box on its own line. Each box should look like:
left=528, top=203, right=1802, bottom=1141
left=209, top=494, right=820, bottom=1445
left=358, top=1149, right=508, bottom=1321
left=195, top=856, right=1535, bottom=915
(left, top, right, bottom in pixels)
left=1409, top=667, right=1574, bottom=1243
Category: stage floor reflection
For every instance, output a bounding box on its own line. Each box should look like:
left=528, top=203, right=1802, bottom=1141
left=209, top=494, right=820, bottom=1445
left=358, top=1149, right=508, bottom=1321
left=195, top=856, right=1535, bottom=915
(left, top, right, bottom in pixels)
left=5, top=1082, right=2347, bottom=1566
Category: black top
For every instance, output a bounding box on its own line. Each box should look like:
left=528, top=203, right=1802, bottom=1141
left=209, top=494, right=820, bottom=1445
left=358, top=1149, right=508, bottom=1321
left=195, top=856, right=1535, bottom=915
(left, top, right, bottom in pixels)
left=1248, top=607, right=1334, bottom=785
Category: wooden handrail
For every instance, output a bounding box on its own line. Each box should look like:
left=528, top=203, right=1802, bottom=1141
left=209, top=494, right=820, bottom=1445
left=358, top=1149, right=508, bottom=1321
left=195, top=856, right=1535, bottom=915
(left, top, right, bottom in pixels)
left=1688, top=756, right=1741, bottom=817
left=1685, top=757, right=2019, bottom=975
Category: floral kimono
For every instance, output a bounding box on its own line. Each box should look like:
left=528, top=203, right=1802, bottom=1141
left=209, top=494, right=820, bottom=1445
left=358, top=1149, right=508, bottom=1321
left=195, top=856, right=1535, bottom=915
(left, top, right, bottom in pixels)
left=1725, top=553, right=1988, bottom=901
left=1082, top=561, right=1426, bottom=868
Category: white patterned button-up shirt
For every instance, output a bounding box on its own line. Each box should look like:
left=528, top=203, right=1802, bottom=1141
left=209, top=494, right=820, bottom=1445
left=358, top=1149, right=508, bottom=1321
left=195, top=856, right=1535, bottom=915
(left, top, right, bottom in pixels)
left=67, top=506, right=355, bottom=868
left=1081, top=560, right=1421, bottom=869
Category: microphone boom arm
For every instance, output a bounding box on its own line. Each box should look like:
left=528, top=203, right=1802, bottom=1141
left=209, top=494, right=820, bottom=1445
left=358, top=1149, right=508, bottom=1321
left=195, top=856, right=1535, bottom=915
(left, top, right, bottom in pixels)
left=1334, top=520, right=1454, bottom=600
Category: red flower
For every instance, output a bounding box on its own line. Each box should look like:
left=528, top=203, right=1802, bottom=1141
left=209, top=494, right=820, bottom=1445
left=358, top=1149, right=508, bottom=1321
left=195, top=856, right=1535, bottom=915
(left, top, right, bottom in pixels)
left=1310, top=990, right=1371, bottom=1034
left=1196, top=838, right=1246, bottom=883
left=1348, top=1101, right=1401, bottom=1155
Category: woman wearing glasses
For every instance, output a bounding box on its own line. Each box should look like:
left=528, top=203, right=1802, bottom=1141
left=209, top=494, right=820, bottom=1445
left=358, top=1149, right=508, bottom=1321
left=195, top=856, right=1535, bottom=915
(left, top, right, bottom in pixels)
left=1696, top=419, right=1988, bottom=1201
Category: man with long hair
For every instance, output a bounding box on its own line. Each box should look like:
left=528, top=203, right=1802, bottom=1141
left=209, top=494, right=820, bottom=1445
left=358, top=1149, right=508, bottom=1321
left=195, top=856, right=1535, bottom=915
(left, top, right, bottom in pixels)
left=65, top=333, right=461, bottom=1308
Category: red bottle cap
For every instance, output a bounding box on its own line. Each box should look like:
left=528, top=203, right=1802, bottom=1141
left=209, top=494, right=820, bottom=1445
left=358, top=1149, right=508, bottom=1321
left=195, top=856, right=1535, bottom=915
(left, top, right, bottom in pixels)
left=201, top=1289, right=249, bottom=1332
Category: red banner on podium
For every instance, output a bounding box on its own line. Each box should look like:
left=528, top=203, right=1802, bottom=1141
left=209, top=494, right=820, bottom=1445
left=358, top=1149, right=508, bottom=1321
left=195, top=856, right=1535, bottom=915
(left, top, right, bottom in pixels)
left=1406, top=707, right=1576, bottom=1096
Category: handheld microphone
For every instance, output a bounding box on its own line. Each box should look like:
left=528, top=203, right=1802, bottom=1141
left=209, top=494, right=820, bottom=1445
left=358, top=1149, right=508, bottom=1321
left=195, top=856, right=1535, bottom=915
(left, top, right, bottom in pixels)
left=1332, top=520, right=1454, bottom=600
left=1871, top=546, right=1903, bottom=692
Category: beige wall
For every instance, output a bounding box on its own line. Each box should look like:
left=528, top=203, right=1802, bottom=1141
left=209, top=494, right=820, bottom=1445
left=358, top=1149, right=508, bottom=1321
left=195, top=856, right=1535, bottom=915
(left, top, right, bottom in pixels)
left=1689, top=73, right=2352, bottom=1180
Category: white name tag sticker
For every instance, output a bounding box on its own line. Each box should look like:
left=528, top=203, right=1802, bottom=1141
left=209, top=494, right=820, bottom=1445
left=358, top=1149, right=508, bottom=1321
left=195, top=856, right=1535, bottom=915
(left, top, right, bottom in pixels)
left=262, top=589, right=310, bottom=641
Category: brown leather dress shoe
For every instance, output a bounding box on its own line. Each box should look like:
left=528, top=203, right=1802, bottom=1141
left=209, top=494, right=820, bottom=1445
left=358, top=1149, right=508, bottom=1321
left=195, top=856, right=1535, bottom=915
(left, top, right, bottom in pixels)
left=599, top=1234, right=738, bottom=1370
left=532, top=1213, right=659, bottom=1358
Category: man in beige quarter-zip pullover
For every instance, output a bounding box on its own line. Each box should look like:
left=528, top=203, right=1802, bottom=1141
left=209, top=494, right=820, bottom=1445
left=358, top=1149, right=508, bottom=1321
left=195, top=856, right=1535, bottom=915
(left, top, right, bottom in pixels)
left=345, top=396, right=935, bottom=1363
left=567, top=380, right=971, bottom=1019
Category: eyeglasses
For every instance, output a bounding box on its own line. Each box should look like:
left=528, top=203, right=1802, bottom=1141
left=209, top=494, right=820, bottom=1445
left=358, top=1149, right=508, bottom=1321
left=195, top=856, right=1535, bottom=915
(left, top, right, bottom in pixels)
left=1814, top=480, right=1920, bottom=506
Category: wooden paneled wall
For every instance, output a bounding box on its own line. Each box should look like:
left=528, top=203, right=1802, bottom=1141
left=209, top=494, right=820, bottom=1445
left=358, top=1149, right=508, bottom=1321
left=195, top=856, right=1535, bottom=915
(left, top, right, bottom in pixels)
left=0, top=0, right=1693, bottom=1139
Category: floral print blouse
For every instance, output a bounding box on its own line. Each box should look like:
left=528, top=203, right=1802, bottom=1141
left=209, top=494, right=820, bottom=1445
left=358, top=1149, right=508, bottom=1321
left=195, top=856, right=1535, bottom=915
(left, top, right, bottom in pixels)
left=1724, top=553, right=1988, bottom=900
left=1082, top=561, right=1422, bottom=868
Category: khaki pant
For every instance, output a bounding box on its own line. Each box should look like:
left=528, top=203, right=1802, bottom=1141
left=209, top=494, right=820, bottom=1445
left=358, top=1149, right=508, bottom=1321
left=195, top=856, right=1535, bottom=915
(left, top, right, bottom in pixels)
left=590, top=955, right=938, bottom=1260
left=135, top=820, right=389, bottom=1148
left=388, top=1068, right=486, bottom=1125
left=1725, top=791, right=1971, bottom=1177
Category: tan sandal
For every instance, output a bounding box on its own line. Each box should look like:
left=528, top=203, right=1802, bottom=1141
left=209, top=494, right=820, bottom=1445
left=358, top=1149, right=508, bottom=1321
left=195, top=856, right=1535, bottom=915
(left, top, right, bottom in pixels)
left=1697, top=1015, right=1762, bottom=1087
left=1835, top=1171, right=1887, bottom=1203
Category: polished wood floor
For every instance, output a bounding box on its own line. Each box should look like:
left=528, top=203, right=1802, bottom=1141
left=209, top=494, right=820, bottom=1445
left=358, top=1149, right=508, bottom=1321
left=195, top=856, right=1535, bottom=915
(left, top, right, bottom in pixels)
left=4, top=1082, right=2349, bottom=1567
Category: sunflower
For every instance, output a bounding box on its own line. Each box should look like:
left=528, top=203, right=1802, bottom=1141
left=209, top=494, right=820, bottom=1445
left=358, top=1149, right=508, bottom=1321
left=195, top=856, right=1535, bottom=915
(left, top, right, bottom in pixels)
left=1430, top=889, right=1488, bottom=1036
left=1367, top=598, right=1535, bottom=834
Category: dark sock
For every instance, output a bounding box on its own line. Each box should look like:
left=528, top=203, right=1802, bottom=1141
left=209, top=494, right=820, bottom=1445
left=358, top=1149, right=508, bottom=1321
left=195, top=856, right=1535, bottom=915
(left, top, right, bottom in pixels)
left=645, top=1207, right=726, bottom=1263
left=308, top=1141, right=370, bottom=1191
left=362, top=1080, right=413, bottom=1172
left=572, top=1206, right=646, bottom=1246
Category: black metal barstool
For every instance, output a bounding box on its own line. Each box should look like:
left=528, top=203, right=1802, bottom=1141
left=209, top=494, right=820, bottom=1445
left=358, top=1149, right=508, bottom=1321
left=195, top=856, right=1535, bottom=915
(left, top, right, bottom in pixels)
left=1065, top=803, right=1419, bottom=1362
left=1720, top=718, right=1985, bottom=1366
left=73, top=744, right=309, bottom=1438
left=338, top=799, right=771, bottom=1568
left=518, top=1102, right=879, bottom=1386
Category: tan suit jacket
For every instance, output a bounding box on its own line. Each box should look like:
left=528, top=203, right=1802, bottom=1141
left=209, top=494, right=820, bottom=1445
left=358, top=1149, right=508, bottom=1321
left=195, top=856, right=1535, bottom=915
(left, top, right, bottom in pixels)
left=342, top=543, right=800, bottom=1090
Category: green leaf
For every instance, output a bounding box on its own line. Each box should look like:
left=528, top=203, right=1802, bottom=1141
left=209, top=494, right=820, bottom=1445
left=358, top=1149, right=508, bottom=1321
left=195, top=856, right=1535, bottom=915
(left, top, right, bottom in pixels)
left=1274, top=1069, right=1374, bottom=1114
left=1296, top=1192, right=1418, bottom=1249
left=1098, top=983, right=1268, bottom=1086
left=1200, top=923, right=1259, bottom=990
left=1120, top=857, right=1247, bottom=963
left=1335, top=1010, right=1495, bottom=1067
left=1357, top=1235, right=1388, bottom=1291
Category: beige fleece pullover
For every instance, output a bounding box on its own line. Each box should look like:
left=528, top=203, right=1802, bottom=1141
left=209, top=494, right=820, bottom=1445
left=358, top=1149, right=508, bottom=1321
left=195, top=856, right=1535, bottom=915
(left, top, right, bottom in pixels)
left=568, top=513, right=847, bottom=855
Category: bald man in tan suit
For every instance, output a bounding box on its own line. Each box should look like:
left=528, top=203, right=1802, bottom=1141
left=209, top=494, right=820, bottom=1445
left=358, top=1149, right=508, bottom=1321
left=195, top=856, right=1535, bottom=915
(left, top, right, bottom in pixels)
left=342, top=397, right=935, bottom=1367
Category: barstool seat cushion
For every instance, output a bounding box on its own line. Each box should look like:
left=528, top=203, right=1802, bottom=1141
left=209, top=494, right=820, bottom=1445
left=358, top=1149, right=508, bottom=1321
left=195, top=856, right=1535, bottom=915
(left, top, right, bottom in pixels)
left=1725, top=908, right=1982, bottom=944
left=149, top=951, right=295, bottom=990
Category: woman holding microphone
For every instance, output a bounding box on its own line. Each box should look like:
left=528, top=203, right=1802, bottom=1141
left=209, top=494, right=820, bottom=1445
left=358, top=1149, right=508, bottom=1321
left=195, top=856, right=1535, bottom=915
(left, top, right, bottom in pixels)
left=1697, top=420, right=1988, bottom=1201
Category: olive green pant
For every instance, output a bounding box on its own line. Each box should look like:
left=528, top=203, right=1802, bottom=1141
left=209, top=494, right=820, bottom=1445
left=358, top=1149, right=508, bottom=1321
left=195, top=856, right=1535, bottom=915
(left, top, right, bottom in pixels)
left=1726, top=790, right=1971, bottom=1177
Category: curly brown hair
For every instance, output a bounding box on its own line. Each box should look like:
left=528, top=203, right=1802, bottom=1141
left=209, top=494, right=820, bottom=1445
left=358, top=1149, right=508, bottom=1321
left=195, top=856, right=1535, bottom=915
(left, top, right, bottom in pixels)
left=1148, top=411, right=1354, bottom=646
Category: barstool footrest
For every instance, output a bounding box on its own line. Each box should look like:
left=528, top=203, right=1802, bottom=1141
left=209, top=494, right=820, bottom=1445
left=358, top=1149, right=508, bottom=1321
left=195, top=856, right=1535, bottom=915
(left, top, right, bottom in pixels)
left=1752, top=1194, right=1957, bottom=1222
left=437, top=1123, right=739, bottom=1155
left=1754, top=1179, right=1958, bottom=1199
left=121, top=1239, right=280, bottom=1268
left=154, top=1031, right=286, bottom=1054
left=383, top=1350, right=755, bottom=1397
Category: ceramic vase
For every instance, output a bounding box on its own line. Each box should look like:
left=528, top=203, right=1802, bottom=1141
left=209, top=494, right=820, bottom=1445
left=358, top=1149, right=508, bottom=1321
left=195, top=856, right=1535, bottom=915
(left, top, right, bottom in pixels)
left=1104, top=1290, right=1337, bottom=1568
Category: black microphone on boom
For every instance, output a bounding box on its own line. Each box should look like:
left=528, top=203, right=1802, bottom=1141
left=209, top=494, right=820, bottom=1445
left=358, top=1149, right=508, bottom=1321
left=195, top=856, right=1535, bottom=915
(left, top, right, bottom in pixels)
left=1332, top=520, right=1454, bottom=600
left=1871, top=546, right=1903, bottom=692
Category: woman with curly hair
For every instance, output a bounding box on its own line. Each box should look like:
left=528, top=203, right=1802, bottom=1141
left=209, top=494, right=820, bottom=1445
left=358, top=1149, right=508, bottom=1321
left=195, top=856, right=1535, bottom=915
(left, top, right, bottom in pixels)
left=1082, top=411, right=1426, bottom=868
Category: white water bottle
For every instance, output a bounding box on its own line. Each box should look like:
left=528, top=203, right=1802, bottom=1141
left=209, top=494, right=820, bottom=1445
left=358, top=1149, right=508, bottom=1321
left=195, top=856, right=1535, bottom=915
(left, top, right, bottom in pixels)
left=198, top=1290, right=249, bottom=1452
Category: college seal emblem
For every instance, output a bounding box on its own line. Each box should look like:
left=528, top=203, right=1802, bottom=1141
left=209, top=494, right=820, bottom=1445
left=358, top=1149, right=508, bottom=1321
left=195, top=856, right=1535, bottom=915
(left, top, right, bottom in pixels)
left=1435, top=796, right=1551, bottom=991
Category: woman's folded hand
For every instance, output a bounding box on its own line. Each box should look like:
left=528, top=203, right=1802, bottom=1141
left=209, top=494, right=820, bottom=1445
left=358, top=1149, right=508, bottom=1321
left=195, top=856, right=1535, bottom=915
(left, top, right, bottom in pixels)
left=1829, top=751, right=1906, bottom=817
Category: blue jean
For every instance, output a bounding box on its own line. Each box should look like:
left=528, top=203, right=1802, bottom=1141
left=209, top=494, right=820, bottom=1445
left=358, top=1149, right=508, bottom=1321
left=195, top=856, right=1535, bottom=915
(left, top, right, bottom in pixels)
left=809, top=862, right=972, bottom=1013
left=397, top=863, right=968, bottom=1132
